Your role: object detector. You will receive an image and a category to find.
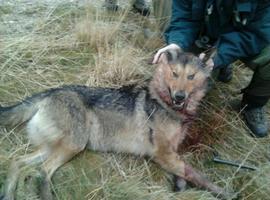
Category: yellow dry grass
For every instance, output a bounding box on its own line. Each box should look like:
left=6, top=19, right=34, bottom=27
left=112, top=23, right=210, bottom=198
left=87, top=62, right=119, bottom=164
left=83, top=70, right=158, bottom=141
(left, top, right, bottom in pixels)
left=0, top=1, right=269, bottom=200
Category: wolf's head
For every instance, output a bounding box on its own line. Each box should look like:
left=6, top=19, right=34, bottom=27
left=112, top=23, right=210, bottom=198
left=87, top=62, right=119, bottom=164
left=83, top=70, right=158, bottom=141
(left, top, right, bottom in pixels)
left=151, top=49, right=213, bottom=114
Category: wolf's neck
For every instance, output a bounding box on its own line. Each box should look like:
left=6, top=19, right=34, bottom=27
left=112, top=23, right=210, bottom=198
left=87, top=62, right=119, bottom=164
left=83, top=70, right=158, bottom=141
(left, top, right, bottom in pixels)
left=149, top=76, right=171, bottom=106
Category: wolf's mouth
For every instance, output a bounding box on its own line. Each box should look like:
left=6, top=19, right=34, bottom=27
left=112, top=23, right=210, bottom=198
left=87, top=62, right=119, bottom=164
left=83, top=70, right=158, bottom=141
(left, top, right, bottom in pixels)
left=166, top=87, right=186, bottom=110
left=172, top=100, right=186, bottom=110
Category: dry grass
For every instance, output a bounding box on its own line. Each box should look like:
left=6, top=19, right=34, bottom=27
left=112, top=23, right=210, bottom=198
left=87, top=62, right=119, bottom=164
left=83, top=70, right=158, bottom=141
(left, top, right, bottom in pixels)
left=0, top=0, right=269, bottom=200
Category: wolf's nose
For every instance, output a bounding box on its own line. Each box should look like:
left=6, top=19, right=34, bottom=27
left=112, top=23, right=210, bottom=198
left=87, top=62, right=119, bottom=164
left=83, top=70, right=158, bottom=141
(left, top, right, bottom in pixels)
left=174, top=91, right=186, bottom=101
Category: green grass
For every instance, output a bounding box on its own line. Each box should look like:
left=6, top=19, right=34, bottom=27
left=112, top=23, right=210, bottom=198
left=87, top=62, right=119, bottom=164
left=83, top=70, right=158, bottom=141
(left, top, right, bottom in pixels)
left=0, top=0, right=269, bottom=200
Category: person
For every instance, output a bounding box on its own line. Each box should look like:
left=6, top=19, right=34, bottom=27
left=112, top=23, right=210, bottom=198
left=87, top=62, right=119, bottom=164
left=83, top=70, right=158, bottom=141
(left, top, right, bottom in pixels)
left=153, top=0, right=270, bottom=137
left=104, top=0, right=151, bottom=16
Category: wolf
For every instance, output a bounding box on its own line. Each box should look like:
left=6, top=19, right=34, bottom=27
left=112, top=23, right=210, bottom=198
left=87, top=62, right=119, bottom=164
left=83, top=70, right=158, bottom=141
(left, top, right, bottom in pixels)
left=0, top=50, right=227, bottom=200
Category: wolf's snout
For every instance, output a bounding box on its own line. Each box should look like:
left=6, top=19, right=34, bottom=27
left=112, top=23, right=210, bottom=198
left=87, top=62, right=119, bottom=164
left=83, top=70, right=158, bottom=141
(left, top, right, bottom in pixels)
left=173, top=91, right=186, bottom=102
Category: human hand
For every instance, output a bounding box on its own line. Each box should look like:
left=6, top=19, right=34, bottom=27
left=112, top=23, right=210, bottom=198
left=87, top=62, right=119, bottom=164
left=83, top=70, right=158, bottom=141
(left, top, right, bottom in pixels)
left=152, top=44, right=182, bottom=64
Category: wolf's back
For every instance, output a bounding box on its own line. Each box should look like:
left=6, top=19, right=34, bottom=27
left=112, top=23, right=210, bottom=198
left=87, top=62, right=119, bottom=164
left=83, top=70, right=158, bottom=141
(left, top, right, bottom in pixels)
left=0, top=101, right=38, bottom=127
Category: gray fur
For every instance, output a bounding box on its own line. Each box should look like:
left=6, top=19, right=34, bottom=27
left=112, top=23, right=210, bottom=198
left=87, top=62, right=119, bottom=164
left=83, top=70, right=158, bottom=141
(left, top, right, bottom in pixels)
left=0, top=52, right=228, bottom=200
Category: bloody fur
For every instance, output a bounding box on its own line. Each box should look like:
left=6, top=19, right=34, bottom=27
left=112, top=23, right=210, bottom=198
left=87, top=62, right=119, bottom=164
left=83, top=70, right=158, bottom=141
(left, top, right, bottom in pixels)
left=0, top=50, right=228, bottom=200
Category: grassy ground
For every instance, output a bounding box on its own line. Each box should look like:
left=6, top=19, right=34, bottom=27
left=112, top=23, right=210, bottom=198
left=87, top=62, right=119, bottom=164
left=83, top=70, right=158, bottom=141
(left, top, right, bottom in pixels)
left=0, top=0, right=269, bottom=199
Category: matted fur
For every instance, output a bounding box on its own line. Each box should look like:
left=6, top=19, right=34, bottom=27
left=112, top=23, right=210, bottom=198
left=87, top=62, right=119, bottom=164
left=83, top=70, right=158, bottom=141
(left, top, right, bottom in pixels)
left=0, top=51, right=228, bottom=200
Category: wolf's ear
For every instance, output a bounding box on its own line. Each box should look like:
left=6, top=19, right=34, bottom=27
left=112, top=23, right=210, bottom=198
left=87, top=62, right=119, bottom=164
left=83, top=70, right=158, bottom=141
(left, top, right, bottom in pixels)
left=199, top=54, right=214, bottom=73
left=158, top=49, right=180, bottom=64
left=199, top=48, right=216, bottom=71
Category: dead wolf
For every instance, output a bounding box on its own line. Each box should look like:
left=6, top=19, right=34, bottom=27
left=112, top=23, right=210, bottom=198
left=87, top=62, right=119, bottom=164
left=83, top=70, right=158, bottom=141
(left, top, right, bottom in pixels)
left=0, top=51, right=227, bottom=199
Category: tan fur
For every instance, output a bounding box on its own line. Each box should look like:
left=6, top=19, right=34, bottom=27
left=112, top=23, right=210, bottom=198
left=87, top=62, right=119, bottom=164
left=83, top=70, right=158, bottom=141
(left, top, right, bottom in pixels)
left=1, top=51, right=228, bottom=200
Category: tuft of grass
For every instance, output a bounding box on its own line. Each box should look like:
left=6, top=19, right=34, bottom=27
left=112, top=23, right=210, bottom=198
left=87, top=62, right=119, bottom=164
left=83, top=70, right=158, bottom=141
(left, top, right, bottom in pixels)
left=0, top=0, right=269, bottom=200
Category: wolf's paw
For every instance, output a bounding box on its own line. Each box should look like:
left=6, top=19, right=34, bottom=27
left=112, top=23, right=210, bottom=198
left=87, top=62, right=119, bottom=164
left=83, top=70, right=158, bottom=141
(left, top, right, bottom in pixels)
left=172, top=176, right=187, bottom=192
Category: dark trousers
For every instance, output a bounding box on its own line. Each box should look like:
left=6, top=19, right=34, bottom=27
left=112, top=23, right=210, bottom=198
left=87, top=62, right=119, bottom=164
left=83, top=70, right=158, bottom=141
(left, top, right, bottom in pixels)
left=192, top=45, right=270, bottom=108
left=240, top=46, right=270, bottom=108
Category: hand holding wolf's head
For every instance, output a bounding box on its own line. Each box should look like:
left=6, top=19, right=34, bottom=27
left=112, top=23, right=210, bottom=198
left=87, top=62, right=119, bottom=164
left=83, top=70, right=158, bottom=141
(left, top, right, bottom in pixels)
left=152, top=44, right=215, bottom=72
left=152, top=44, right=182, bottom=64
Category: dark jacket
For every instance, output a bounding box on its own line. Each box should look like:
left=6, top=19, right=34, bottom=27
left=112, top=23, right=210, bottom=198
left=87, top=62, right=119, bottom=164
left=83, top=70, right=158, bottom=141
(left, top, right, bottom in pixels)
left=164, top=0, right=270, bottom=68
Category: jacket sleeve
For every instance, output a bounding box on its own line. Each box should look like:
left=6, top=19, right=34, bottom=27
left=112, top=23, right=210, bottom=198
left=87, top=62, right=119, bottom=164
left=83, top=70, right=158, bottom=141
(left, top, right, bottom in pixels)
left=164, top=0, right=202, bottom=50
left=213, top=3, right=270, bottom=69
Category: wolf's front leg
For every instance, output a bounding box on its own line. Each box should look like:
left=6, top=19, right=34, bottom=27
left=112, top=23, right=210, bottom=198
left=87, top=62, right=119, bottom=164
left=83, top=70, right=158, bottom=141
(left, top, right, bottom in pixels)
left=154, top=150, right=225, bottom=197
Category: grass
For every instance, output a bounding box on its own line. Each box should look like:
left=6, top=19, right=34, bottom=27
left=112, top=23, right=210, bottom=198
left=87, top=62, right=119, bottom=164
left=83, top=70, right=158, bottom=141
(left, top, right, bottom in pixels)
left=0, top=0, right=269, bottom=199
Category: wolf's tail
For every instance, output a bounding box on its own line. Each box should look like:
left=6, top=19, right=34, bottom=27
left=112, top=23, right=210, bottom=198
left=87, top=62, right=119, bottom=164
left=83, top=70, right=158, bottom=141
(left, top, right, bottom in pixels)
left=0, top=101, right=38, bottom=127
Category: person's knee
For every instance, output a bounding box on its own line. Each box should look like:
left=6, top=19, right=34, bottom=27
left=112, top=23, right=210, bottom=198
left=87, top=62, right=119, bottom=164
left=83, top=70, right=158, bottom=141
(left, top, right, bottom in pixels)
left=257, top=63, right=270, bottom=81
left=245, top=46, right=270, bottom=70
left=245, top=74, right=270, bottom=96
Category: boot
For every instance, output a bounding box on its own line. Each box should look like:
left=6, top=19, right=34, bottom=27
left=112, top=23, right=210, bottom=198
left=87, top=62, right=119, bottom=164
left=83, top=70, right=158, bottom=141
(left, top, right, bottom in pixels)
left=242, top=107, right=268, bottom=137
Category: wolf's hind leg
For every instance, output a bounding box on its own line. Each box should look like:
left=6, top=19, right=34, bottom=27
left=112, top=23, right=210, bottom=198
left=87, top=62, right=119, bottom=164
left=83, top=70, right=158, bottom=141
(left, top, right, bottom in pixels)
left=38, top=140, right=86, bottom=200
left=4, top=148, right=49, bottom=200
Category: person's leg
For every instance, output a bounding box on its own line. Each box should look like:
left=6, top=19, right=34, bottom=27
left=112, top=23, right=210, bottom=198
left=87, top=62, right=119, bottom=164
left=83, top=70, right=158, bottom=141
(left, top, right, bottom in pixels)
left=104, top=0, right=150, bottom=16
left=241, top=46, right=270, bottom=137
left=132, top=0, right=150, bottom=16
left=104, top=0, right=119, bottom=11
left=152, top=0, right=172, bottom=32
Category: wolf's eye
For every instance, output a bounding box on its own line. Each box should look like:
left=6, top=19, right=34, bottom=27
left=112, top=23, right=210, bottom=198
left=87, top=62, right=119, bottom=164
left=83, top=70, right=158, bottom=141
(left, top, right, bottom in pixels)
left=187, top=74, right=195, bottom=80
left=172, top=71, right=179, bottom=78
